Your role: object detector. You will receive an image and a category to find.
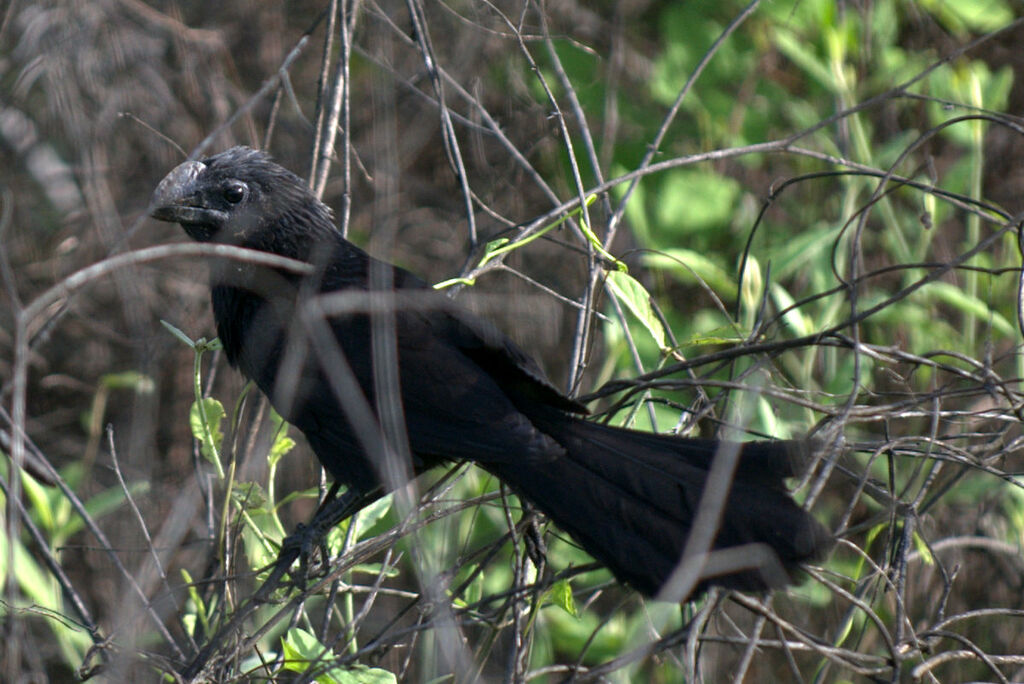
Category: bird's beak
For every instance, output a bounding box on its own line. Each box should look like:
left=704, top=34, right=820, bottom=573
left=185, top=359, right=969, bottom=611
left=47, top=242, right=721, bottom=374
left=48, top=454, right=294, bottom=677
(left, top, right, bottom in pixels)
left=149, top=160, right=228, bottom=226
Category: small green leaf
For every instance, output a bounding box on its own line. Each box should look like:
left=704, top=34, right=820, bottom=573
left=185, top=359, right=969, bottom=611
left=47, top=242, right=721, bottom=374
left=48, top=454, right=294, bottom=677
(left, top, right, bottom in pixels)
left=912, top=532, right=934, bottom=566
left=267, top=414, right=296, bottom=468
left=281, top=628, right=396, bottom=683
left=19, top=463, right=57, bottom=532
left=11, top=540, right=53, bottom=608
left=605, top=270, right=667, bottom=351
left=683, top=333, right=745, bottom=346
left=160, top=320, right=195, bottom=348
left=770, top=283, right=811, bottom=337
left=326, top=493, right=395, bottom=552
left=195, top=337, right=223, bottom=353
left=656, top=169, right=741, bottom=236
left=773, top=28, right=836, bottom=92
left=280, top=628, right=320, bottom=673
left=189, top=398, right=225, bottom=465
left=100, top=371, right=155, bottom=393
left=274, top=487, right=322, bottom=510
left=918, top=0, right=1014, bottom=34
left=181, top=568, right=211, bottom=636
left=268, top=435, right=296, bottom=467
left=231, top=481, right=268, bottom=510
left=549, top=579, right=578, bottom=618
left=333, top=665, right=398, bottom=684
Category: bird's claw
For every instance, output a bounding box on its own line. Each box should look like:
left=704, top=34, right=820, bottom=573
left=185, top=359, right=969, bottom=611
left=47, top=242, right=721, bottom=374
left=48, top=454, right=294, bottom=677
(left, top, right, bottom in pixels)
left=522, top=511, right=548, bottom=571
left=279, top=521, right=330, bottom=589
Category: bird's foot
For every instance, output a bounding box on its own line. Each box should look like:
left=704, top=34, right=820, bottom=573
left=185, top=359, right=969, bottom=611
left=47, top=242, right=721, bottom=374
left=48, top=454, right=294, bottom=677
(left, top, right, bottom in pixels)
left=278, top=520, right=332, bottom=589
left=276, top=487, right=379, bottom=590
left=520, top=504, right=548, bottom=571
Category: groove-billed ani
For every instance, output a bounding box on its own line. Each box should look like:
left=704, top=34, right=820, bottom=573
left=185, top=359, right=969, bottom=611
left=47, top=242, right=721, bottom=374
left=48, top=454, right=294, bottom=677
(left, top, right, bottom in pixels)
left=150, top=146, right=831, bottom=598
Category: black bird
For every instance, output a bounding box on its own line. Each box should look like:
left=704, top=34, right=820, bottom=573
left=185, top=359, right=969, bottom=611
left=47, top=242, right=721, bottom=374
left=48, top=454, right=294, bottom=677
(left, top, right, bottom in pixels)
left=150, top=146, right=831, bottom=598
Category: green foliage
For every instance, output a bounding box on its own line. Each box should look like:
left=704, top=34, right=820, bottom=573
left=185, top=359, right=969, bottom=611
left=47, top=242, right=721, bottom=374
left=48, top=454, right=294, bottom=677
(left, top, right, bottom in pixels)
left=531, top=0, right=1020, bottom=443
left=163, top=320, right=227, bottom=476
left=605, top=270, right=668, bottom=352
left=325, top=493, right=394, bottom=556
left=918, top=0, right=1015, bottom=34
left=509, top=4, right=1022, bottom=678
left=0, top=459, right=137, bottom=670
left=188, top=397, right=225, bottom=466
left=281, top=628, right=396, bottom=683
left=546, top=579, right=578, bottom=618
left=654, top=169, right=742, bottom=237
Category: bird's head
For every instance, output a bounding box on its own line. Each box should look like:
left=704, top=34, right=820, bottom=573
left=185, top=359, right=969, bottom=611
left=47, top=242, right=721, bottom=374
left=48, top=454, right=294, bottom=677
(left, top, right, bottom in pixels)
left=149, top=146, right=328, bottom=245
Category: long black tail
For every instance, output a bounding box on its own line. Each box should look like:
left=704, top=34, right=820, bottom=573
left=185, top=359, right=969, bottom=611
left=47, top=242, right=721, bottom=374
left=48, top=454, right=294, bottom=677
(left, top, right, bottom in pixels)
left=488, top=414, right=832, bottom=598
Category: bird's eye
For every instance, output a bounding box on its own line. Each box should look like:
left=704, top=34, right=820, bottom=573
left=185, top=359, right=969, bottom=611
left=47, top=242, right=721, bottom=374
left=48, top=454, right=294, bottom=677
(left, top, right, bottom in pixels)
left=223, top=182, right=246, bottom=204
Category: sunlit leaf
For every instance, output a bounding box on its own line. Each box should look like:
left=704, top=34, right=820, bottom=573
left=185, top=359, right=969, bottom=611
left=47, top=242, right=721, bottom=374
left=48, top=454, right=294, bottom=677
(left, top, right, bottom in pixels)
left=605, top=270, right=667, bottom=351
left=189, top=398, right=225, bottom=465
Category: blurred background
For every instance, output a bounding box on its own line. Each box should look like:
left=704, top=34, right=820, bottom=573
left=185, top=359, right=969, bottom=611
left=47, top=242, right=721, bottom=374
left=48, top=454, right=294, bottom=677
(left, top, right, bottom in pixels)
left=3, top=0, right=1024, bottom=681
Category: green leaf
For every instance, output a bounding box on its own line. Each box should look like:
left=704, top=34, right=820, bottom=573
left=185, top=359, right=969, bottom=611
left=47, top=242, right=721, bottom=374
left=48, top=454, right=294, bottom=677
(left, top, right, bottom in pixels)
left=333, top=665, right=398, bottom=684
left=100, top=371, right=155, bottom=393
left=268, top=435, right=296, bottom=467
left=770, top=283, right=812, bottom=337
left=274, top=487, right=322, bottom=510
left=19, top=462, right=57, bottom=533
left=918, top=0, right=1014, bottom=34
left=912, top=531, right=934, bottom=566
left=189, top=398, right=225, bottom=465
left=231, top=481, right=268, bottom=510
left=353, top=494, right=394, bottom=533
left=241, top=523, right=279, bottom=571
left=772, top=27, right=835, bottom=92
left=682, top=333, right=745, bottom=346
left=280, top=628, right=320, bottom=674
left=281, top=628, right=396, bottom=683
left=327, top=493, right=394, bottom=552
left=925, top=282, right=1014, bottom=337
left=180, top=568, right=211, bottom=636
left=548, top=579, right=579, bottom=618
left=160, top=319, right=195, bottom=348
left=266, top=408, right=295, bottom=468
left=200, top=337, right=223, bottom=352
left=10, top=538, right=54, bottom=607
left=656, top=170, right=741, bottom=236
left=605, top=270, right=668, bottom=352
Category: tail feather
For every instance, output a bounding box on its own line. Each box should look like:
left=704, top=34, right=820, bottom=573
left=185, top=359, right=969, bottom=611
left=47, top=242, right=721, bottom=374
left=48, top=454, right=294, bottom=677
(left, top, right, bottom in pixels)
left=489, top=414, right=832, bottom=597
